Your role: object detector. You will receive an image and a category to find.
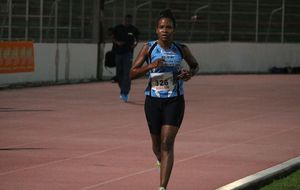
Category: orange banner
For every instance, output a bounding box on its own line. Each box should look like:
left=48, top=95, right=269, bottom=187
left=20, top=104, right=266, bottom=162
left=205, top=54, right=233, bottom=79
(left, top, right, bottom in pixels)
left=0, top=41, right=35, bottom=74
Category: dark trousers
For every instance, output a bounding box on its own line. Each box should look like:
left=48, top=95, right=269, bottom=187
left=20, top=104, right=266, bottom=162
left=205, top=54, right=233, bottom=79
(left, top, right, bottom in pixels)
left=115, top=52, right=133, bottom=95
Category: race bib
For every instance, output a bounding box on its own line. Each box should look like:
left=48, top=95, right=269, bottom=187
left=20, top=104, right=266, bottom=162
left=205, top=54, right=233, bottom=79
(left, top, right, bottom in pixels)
left=150, top=72, right=175, bottom=97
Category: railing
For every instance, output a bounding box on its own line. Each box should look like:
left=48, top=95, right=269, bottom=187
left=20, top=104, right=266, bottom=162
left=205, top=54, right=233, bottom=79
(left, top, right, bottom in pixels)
left=0, top=0, right=299, bottom=43
left=0, top=0, right=97, bottom=43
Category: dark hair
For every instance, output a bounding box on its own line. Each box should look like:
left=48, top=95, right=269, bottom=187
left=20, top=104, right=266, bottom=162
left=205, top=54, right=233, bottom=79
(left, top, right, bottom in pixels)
left=157, top=9, right=176, bottom=28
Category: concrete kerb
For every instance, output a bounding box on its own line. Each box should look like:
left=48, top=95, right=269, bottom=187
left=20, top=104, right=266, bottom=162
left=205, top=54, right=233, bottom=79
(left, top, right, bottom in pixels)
left=216, top=156, right=300, bottom=190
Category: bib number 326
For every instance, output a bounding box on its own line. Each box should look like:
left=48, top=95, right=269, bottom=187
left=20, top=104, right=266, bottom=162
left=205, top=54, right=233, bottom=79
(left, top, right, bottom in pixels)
left=150, top=72, right=174, bottom=91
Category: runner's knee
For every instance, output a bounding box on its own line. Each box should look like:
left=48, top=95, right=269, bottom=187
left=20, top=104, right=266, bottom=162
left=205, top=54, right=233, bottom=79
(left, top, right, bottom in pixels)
left=161, top=138, right=174, bottom=152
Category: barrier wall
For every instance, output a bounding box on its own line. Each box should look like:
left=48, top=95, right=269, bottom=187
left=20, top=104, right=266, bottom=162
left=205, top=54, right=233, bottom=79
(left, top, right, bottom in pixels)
left=189, top=43, right=300, bottom=73
left=0, top=42, right=299, bottom=86
left=0, top=43, right=98, bottom=86
left=104, top=42, right=300, bottom=78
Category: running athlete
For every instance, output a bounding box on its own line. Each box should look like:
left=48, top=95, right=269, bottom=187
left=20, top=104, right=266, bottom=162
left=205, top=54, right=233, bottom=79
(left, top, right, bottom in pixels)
left=129, top=9, right=199, bottom=190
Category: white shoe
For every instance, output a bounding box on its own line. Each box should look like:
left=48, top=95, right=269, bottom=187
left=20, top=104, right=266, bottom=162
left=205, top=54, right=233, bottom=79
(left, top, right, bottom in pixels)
left=120, top=94, right=129, bottom=102
left=155, top=160, right=161, bottom=169
left=159, top=187, right=166, bottom=190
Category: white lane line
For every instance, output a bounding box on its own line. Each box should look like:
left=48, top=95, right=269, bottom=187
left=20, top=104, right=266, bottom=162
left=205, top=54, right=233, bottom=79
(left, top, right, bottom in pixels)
left=80, top=168, right=157, bottom=190
left=79, top=126, right=299, bottom=190
left=0, top=145, right=126, bottom=176
left=0, top=112, right=264, bottom=176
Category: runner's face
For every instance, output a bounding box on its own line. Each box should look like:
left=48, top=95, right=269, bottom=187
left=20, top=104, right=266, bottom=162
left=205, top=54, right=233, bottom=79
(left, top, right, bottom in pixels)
left=156, top=18, right=174, bottom=42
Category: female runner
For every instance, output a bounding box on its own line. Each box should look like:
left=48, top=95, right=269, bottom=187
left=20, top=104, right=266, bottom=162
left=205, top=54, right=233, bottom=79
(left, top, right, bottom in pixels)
left=129, top=9, right=199, bottom=190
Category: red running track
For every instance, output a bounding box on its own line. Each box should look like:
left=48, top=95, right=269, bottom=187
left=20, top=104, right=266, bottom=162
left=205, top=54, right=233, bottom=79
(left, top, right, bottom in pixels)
left=0, top=75, right=300, bottom=190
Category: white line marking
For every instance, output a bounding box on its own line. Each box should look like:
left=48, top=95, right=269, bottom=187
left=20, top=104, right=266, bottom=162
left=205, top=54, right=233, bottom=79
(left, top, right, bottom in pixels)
left=80, top=168, right=156, bottom=190
left=0, top=145, right=126, bottom=176
left=78, top=126, right=299, bottom=190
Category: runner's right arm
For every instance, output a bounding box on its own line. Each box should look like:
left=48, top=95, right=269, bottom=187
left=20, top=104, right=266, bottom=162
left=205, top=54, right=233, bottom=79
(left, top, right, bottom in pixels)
left=130, top=43, right=163, bottom=80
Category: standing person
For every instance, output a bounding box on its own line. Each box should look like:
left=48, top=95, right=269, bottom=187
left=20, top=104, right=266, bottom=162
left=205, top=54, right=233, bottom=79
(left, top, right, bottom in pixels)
left=129, top=9, right=199, bottom=190
left=105, top=27, right=117, bottom=83
left=113, top=14, right=139, bottom=102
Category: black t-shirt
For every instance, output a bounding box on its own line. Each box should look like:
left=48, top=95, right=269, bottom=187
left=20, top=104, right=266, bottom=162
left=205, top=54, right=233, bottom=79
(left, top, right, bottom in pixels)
left=113, top=24, right=139, bottom=54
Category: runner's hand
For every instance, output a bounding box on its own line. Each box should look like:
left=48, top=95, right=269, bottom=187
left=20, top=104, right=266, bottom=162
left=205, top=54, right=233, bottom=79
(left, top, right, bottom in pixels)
left=177, top=69, right=192, bottom=81
left=150, top=58, right=164, bottom=69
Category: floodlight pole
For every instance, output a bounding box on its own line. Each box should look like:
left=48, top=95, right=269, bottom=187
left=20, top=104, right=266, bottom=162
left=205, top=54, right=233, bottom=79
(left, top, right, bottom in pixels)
left=133, top=1, right=151, bottom=26
left=265, top=7, right=282, bottom=42
left=255, top=0, right=259, bottom=42
left=229, top=0, right=232, bottom=42
left=8, top=0, right=12, bottom=40
left=39, top=0, right=43, bottom=42
left=281, top=0, right=285, bottom=43
left=25, top=0, right=29, bottom=40
left=189, top=4, right=209, bottom=42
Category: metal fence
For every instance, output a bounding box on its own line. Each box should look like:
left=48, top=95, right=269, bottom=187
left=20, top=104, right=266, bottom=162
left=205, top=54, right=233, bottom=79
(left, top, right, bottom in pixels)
left=103, top=0, right=300, bottom=43
left=0, top=0, right=100, bottom=43
left=1, top=0, right=300, bottom=43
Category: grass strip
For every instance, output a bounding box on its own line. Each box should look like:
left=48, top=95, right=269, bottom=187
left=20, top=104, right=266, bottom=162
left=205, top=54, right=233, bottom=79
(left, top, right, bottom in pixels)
left=259, top=169, right=300, bottom=190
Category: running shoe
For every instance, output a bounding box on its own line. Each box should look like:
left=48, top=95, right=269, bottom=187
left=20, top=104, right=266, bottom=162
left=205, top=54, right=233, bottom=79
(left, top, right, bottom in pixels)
left=156, top=160, right=161, bottom=169
left=159, top=187, right=166, bottom=190
left=120, top=94, right=129, bottom=102
left=156, top=160, right=161, bottom=173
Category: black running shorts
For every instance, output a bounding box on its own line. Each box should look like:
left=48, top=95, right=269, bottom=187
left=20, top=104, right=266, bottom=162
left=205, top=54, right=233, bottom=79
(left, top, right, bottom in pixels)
left=144, top=95, right=185, bottom=135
